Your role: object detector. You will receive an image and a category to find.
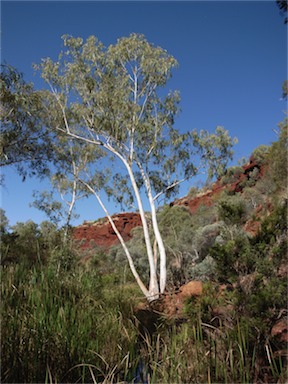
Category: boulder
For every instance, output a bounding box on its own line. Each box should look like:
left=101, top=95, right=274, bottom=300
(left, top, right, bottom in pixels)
left=179, top=280, right=203, bottom=298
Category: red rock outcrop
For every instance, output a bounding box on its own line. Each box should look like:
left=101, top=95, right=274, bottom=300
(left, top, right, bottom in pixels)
left=73, top=212, right=142, bottom=249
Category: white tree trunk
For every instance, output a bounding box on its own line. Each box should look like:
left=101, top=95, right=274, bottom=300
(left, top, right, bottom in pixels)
left=148, top=195, right=167, bottom=294
left=137, top=162, right=167, bottom=294
left=123, top=161, right=160, bottom=300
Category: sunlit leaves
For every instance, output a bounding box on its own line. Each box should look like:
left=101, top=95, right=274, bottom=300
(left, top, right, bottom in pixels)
left=0, top=64, right=53, bottom=182
left=191, top=126, right=237, bottom=181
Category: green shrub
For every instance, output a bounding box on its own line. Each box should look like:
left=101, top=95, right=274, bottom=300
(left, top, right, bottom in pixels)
left=217, top=194, right=248, bottom=225
left=220, top=165, right=243, bottom=185
left=242, top=187, right=265, bottom=211
left=251, top=144, right=270, bottom=165
left=239, top=166, right=260, bottom=188
left=268, top=118, right=288, bottom=191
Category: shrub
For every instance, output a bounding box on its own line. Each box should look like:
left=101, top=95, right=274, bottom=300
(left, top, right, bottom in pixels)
left=220, top=165, right=243, bottom=185
left=251, top=144, right=270, bottom=165
left=242, top=187, right=265, bottom=211
left=217, top=194, right=248, bottom=225
left=267, top=118, right=288, bottom=191
left=239, top=166, right=260, bottom=188
left=188, top=255, right=216, bottom=281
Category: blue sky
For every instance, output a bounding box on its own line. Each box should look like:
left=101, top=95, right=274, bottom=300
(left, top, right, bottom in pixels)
left=1, top=0, right=287, bottom=227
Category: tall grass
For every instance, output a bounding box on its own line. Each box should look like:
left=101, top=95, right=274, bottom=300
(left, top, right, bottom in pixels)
left=136, top=317, right=287, bottom=384
left=1, top=261, right=140, bottom=383
left=2, top=259, right=287, bottom=383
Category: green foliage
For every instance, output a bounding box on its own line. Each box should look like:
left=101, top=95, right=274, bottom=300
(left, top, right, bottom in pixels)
left=1, top=195, right=287, bottom=384
left=267, top=117, right=288, bottom=192
left=31, top=190, right=65, bottom=225
left=282, top=79, right=288, bottom=99
left=211, top=199, right=287, bottom=321
left=211, top=235, right=253, bottom=283
left=0, top=214, right=81, bottom=274
left=109, top=226, right=150, bottom=284
left=237, top=275, right=287, bottom=318
left=9, top=32, right=237, bottom=298
left=220, top=165, right=243, bottom=186
left=217, top=193, right=248, bottom=225
left=251, top=144, right=270, bottom=165
left=0, top=207, right=9, bottom=233
left=251, top=199, right=287, bottom=267
left=157, top=205, right=219, bottom=285
left=242, top=186, right=265, bottom=211
left=187, top=186, right=200, bottom=197
left=192, top=222, right=222, bottom=261
left=35, top=33, right=236, bottom=206
left=239, top=166, right=260, bottom=189
left=1, top=257, right=140, bottom=383
left=0, top=64, right=52, bottom=182
left=188, top=255, right=216, bottom=281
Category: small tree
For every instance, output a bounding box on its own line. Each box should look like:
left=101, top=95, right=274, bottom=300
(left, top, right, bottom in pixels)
left=35, top=34, right=236, bottom=301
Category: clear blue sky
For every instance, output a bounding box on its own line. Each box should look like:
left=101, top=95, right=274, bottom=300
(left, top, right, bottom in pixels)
left=1, top=0, right=287, bottom=227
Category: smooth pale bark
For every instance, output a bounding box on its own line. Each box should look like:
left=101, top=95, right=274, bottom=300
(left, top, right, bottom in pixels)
left=62, top=156, right=77, bottom=241
left=137, top=162, right=167, bottom=293
left=122, top=160, right=159, bottom=299
left=148, top=193, right=166, bottom=294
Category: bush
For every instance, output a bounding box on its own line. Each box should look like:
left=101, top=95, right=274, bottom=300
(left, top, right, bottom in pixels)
left=242, top=187, right=265, bottom=211
left=217, top=194, right=248, bottom=225
left=268, top=118, right=288, bottom=192
left=251, top=144, right=270, bottom=165
left=220, top=165, right=243, bottom=185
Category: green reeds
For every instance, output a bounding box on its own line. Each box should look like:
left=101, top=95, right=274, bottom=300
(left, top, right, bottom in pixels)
left=1, top=262, right=139, bottom=383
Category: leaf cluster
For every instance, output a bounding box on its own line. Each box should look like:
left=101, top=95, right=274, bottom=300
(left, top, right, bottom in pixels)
left=0, top=64, right=53, bottom=181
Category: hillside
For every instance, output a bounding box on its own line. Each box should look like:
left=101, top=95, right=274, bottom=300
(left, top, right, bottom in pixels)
left=73, top=155, right=267, bottom=249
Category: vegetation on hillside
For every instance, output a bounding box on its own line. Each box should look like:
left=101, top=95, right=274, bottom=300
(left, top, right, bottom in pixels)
left=1, top=118, right=287, bottom=382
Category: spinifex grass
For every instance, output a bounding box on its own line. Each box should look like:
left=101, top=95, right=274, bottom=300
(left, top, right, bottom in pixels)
left=1, top=261, right=140, bottom=383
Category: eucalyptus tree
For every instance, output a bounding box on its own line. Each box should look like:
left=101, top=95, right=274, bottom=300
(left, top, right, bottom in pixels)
left=36, top=34, right=235, bottom=301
